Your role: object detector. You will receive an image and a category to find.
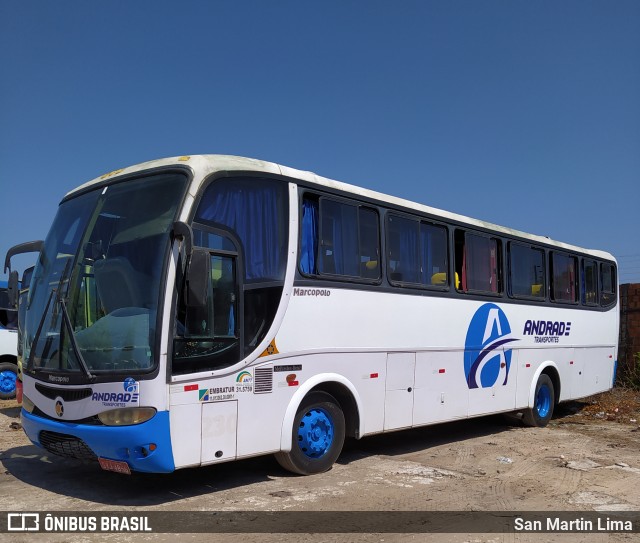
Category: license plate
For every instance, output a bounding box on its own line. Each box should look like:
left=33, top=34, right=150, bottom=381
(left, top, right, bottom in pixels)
left=99, top=458, right=131, bottom=475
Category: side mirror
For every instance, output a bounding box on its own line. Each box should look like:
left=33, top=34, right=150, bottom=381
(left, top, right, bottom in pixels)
left=7, top=270, right=19, bottom=308
left=186, top=249, right=210, bottom=307
left=4, top=240, right=44, bottom=274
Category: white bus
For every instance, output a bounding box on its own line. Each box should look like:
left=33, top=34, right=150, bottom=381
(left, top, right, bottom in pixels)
left=0, top=280, right=19, bottom=399
left=4, top=242, right=41, bottom=402
left=19, top=155, right=618, bottom=475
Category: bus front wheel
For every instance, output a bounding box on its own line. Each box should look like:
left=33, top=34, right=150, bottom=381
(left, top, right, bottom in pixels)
left=275, top=391, right=346, bottom=475
left=523, top=374, right=555, bottom=427
left=0, top=362, right=18, bottom=400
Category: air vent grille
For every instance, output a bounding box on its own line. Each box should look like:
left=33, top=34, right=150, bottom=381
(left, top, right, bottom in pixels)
left=39, top=431, right=97, bottom=461
left=253, top=367, right=273, bottom=394
left=35, top=384, right=93, bottom=402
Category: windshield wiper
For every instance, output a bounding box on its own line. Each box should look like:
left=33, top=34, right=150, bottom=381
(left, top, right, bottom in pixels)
left=50, top=258, right=71, bottom=328
left=25, top=289, right=55, bottom=373
left=59, top=298, right=96, bottom=382
left=26, top=258, right=71, bottom=374
left=25, top=258, right=95, bottom=383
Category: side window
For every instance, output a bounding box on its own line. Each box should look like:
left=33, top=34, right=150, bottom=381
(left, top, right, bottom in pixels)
left=600, top=262, right=616, bottom=307
left=455, top=230, right=501, bottom=294
left=173, top=249, right=240, bottom=375
left=192, top=176, right=289, bottom=362
left=0, top=288, right=18, bottom=330
left=196, top=177, right=288, bottom=283
left=181, top=254, right=237, bottom=339
left=421, top=222, right=448, bottom=287
left=359, top=208, right=381, bottom=279
left=509, top=243, right=545, bottom=299
left=300, top=198, right=319, bottom=275
left=386, top=214, right=449, bottom=287
left=582, top=259, right=598, bottom=306
left=300, top=195, right=380, bottom=281
left=319, top=199, right=359, bottom=276
left=387, top=215, right=420, bottom=284
left=551, top=252, right=578, bottom=303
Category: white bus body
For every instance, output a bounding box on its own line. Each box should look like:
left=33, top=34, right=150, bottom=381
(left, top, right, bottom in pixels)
left=0, top=282, right=19, bottom=399
left=20, top=156, right=618, bottom=474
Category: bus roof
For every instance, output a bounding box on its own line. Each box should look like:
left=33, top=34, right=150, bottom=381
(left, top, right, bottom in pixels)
left=66, top=154, right=615, bottom=262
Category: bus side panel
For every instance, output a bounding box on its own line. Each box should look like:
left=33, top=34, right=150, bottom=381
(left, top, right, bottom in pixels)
left=467, top=347, right=519, bottom=417
left=201, top=401, right=237, bottom=464
left=234, top=352, right=387, bottom=458
left=413, top=351, right=468, bottom=425
left=514, top=348, right=573, bottom=407
left=384, top=352, right=415, bottom=430
left=170, top=403, right=202, bottom=468
left=573, top=346, right=616, bottom=399
left=0, top=329, right=17, bottom=357
left=236, top=390, right=283, bottom=457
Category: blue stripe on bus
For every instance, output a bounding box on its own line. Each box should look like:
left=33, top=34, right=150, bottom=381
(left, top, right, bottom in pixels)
left=21, top=409, right=175, bottom=473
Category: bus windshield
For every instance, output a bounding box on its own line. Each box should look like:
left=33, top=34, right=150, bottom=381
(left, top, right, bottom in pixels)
left=25, top=172, right=187, bottom=380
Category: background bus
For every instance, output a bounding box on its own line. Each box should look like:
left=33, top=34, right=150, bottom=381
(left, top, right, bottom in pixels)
left=4, top=241, right=41, bottom=403
left=0, top=280, right=19, bottom=399
left=18, top=155, right=618, bottom=476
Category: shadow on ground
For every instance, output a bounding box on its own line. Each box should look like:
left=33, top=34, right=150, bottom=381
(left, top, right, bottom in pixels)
left=1, top=403, right=587, bottom=507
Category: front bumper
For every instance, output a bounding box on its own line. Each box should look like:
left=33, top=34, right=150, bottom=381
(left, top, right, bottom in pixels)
left=21, top=409, right=175, bottom=473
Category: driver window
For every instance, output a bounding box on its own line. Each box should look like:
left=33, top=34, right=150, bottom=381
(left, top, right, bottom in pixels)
left=181, top=254, right=236, bottom=339
left=173, top=234, right=241, bottom=375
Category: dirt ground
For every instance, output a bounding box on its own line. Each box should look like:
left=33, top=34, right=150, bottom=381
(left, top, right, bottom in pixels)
left=0, top=389, right=638, bottom=543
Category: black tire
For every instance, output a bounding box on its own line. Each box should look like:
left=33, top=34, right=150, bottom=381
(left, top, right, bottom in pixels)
left=523, top=374, right=555, bottom=427
left=275, top=392, right=346, bottom=475
left=0, top=361, right=18, bottom=400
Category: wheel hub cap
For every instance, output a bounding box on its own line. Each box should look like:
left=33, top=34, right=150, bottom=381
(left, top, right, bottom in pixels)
left=297, top=407, right=334, bottom=459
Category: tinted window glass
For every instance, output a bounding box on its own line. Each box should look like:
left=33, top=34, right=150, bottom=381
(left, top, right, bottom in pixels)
left=173, top=253, right=240, bottom=374
left=600, top=262, right=616, bottom=307
left=359, top=208, right=381, bottom=279
left=551, top=253, right=578, bottom=302
left=458, top=232, right=500, bottom=293
left=319, top=199, right=359, bottom=276
left=300, top=198, right=319, bottom=275
left=421, top=223, right=448, bottom=286
left=509, top=243, right=545, bottom=299
left=387, top=215, right=448, bottom=287
left=300, top=195, right=380, bottom=281
left=387, top=215, right=419, bottom=283
left=196, top=177, right=288, bottom=283
left=582, top=259, right=598, bottom=305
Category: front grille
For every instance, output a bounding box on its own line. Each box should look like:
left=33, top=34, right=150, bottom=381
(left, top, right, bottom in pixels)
left=254, top=367, right=273, bottom=394
left=39, top=431, right=97, bottom=461
left=36, top=383, right=93, bottom=402
left=32, top=406, right=103, bottom=426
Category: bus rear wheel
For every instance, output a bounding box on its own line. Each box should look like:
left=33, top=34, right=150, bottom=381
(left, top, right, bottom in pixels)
left=0, top=362, right=18, bottom=400
left=275, top=391, right=345, bottom=475
left=523, top=374, right=555, bottom=427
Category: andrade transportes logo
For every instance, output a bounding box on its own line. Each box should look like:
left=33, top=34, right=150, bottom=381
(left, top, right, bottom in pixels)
left=464, top=303, right=518, bottom=389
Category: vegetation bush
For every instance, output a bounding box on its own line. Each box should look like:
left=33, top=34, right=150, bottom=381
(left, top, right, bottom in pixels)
left=619, top=352, right=640, bottom=390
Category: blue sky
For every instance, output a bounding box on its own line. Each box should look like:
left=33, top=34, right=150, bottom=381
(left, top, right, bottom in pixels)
left=1, top=1, right=639, bottom=282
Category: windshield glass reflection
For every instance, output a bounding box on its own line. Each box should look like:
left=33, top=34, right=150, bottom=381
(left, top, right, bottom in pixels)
left=25, top=173, right=187, bottom=377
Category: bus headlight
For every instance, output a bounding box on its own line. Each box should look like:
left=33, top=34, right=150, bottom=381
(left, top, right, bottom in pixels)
left=22, top=394, right=35, bottom=414
left=98, top=407, right=157, bottom=426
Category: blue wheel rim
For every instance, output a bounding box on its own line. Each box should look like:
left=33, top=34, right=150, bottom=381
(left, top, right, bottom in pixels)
left=297, top=407, right=334, bottom=459
left=535, top=384, right=551, bottom=418
left=0, top=370, right=17, bottom=395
